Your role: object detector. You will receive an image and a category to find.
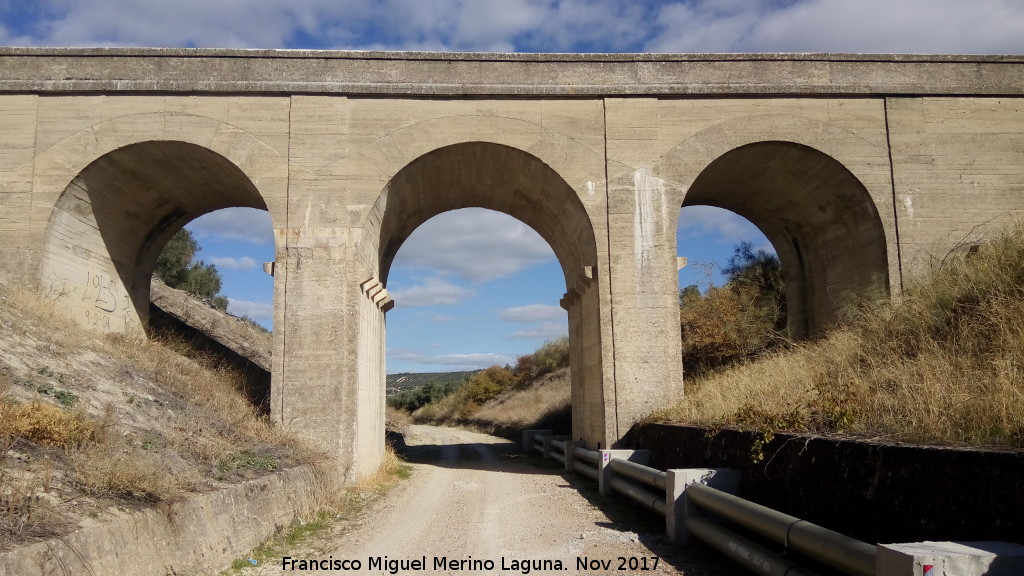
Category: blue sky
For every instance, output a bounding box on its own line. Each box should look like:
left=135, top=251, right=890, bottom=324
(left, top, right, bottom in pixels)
left=4, top=0, right=1022, bottom=373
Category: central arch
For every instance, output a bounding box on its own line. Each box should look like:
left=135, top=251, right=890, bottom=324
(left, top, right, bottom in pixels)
left=359, top=142, right=604, bottom=458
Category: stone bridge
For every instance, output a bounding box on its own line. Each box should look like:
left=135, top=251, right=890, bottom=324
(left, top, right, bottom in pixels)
left=1, top=49, right=1022, bottom=480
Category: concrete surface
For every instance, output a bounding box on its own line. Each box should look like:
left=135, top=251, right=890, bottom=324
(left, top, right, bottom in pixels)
left=877, top=541, right=1024, bottom=576
left=0, top=466, right=317, bottom=576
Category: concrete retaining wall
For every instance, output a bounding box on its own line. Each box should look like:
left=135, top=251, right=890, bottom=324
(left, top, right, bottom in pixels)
left=626, top=424, right=1024, bottom=545
left=0, top=465, right=317, bottom=576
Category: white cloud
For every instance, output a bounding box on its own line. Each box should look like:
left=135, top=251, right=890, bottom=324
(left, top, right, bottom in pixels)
left=498, top=304, right=565, bottom=323
left=392, top=209, right=555, bottom=282
left=387, top=349, right=513, bottom=370
left=227, top=298, right=273, bottom=321
left=3, top=0, right=1022, bottom=55
left=498, top=304, right=567, bottom=341
left=508, top=322, right=568, bottom=340
left=209, top=256, right=259, bottom=270
left=187, top=208, right=273, bottom=245
left=389, top=277, right=473, bottom=308
left=678, top=205, right=768, bottom=247
left=646, top=0, right=1024, bottom=55
left=746, top=0, right=1024, bottom=54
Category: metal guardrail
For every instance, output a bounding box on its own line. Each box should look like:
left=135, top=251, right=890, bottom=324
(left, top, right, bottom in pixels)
left=606, top=458, right=667, bottom=515
left=686, top=483, right=876, bottom=576
left=526, top=430, right=877, bottom=576
left=572, top=446, right=599, bottom=480
left=608, top=458, right=667, bottom=490
left=684, top=515, right=822, bottom=576
left=609, top=475, right=666, bottom=515
left=550, top=439, right=567, bottom=465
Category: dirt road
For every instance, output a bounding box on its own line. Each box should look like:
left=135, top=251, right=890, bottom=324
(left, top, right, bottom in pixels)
left=244, top=425, right=733, bottom=575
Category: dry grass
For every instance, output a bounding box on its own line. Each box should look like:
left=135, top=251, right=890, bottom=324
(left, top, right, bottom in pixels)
left=0, top=283, right=318, bottom=549
left=0, top=400, right=96, bottom=449
left=655, top=224, right=1024, bottom=448
left=410, top=368, right=572, bottom=438
left=385, top=405, right=413, bottom=433
left=470, top=368, right=570, bottom=428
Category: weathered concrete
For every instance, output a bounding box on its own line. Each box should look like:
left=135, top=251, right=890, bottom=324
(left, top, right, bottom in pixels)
left=0, top=466, right=317, bottom=576
left=150, top=277, right=272, bottom=372
left=666, top=468, right=741, bottom=545
left=0, top=49, right=1022, bottom=482
left=877, top=542, right=1024, bottom=576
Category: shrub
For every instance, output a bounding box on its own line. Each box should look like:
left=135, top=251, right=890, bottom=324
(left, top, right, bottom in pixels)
left=0, top=401, right=95, bottom=449
left=409, top=337, right=571, bottom=423
left=659, top=223, right=1024, bottom=448
left=679, top=244, right=787, bottom=374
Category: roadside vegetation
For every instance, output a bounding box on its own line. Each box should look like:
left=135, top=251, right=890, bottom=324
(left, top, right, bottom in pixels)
left=220, top=446, right=410, bottom=576
left=0, top=282, right=314, bottom=550
left=391, top=337, right=571, bottom=436
left=656, top=224, right=1024, bottom=448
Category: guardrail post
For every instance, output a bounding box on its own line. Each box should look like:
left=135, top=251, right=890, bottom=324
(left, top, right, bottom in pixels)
left=563, top=440, right=582, bottom=472
left=543, top=435, right=571, bottom=460
left=521, top=429, right=552, bottom=452
left=666, top=468, right=740, bottom=545
left=877, top=541, right=1024, bottom=576
left=598, top=449, right=651, bottom=497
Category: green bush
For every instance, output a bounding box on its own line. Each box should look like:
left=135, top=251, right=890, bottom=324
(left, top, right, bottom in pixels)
left=154, top=229, right=229, bottom=311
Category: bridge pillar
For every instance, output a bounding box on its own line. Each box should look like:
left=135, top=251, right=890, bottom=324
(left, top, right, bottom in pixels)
left=602, top=166, right=686, bottom=443
left=271, top=228, right=386, bottom=483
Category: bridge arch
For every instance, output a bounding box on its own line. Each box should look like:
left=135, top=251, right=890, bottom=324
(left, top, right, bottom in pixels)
left=39, top=140, right=275, bottom=334
left=360, top=141, right=606, bottom=445
left=680, top=140, right=889, bottom=336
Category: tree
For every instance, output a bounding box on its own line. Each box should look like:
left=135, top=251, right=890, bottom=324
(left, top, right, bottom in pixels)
left=722, top=241, right=787, bottom=332
left=678, top=242, right=788, bottom=374
left=183, top=261, right=223, bottom=301
left=679, top=284, right=701, bottom=307
left=154, top=229, right=199, bottom=287
left=154, top=229, right=230, bottom=312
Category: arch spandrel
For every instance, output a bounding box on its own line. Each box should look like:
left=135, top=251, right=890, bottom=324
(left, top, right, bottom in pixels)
left=361, top=142, right=599, bottom=291
left=301, top=111, right=609, bottom=231
left=30, top=112, right=289, bottom=231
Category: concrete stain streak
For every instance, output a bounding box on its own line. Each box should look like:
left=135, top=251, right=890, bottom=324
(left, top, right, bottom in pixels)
left=633, top=167, right=665, bottom=275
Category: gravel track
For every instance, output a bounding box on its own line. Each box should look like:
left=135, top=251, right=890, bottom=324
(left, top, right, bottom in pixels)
left=246, top=425, right=734, bottom=576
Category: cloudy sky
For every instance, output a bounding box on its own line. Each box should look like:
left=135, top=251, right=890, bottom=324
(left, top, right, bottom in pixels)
left=5, top=1, right=1022, bottom=372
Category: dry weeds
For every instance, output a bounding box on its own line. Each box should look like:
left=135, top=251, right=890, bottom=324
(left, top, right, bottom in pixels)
left=470, top=368, right=570, bottom=428
left=0, top=282, right=317, bottom=550
left=655, top=224, right=1024, bottom=448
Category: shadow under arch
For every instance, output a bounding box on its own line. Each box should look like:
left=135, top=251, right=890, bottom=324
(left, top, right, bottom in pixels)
left=362, top=141, right=606, bottom=444
left=40, top=140, right=270, bottom=334
left=683, top=141, right=889, bottom=337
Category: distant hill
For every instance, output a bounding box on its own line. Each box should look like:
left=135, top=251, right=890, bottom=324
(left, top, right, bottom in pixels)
left=386, top=371, right=479, bottom=396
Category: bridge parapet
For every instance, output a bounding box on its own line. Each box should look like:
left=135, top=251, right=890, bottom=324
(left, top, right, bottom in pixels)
left=1, top=49, right=1022, bottom=96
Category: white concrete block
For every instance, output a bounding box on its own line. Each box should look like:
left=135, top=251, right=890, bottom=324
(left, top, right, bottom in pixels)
left=597, top=449, right=651, bottom=496
left=877, top=541, right=1024, bottom=576
left=666, top=468, right=741, bottom=545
